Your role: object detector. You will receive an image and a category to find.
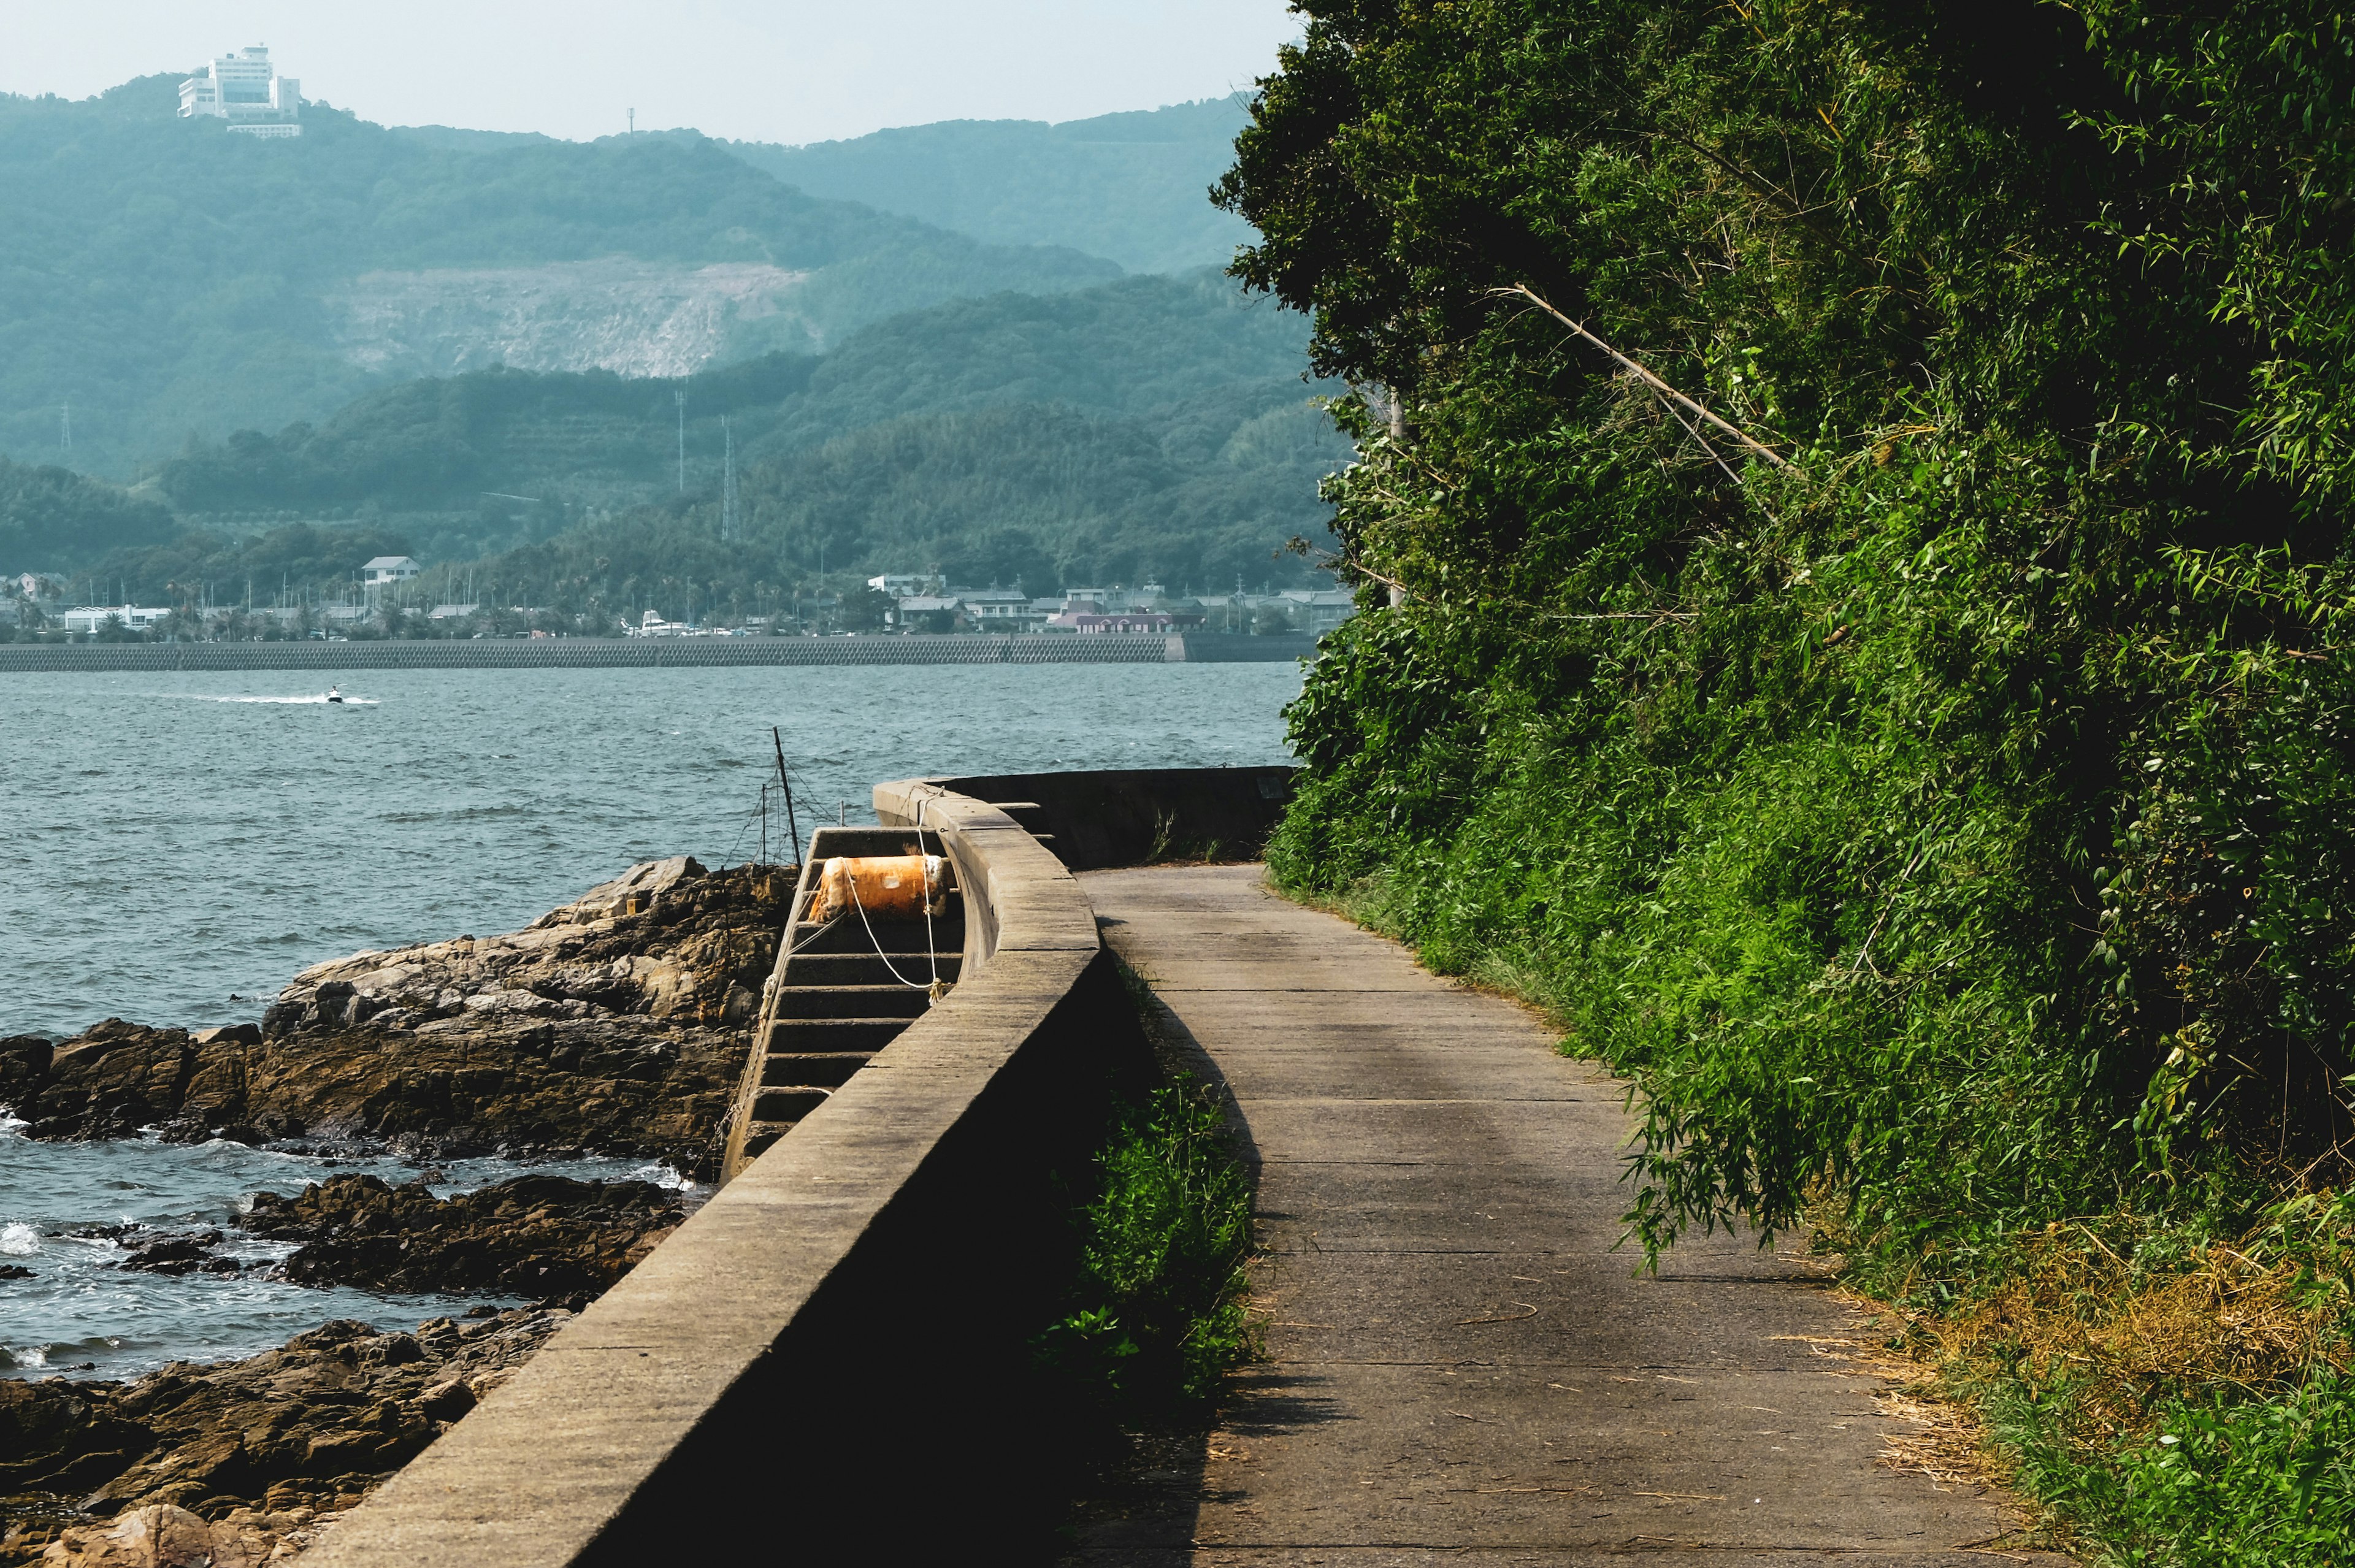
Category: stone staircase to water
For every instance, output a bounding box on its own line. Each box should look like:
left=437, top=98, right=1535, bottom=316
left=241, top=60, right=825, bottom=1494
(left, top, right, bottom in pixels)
left=719, top=825, right=965, bottom=1179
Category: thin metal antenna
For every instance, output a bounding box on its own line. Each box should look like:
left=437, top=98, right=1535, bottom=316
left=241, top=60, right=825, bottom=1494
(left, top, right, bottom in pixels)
left=627, top=108, right=635, bottom=136
left=771, top=727, right=803, bottom=865
left=59, top=400, right=70, bottom=453
left=675, top=388, right=686, bottom=492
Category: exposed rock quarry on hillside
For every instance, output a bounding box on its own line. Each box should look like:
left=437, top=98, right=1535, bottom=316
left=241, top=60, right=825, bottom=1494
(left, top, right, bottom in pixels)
left=0, top=1310, right=567, bottom=1566
left=329, top=260, right=815, bottom=379
left=0, top=857, right=793, bottom=1178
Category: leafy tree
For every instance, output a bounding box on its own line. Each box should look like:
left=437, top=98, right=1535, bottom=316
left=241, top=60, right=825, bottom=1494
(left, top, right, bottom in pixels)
left=1225, top=0, right=2355, bottom=1253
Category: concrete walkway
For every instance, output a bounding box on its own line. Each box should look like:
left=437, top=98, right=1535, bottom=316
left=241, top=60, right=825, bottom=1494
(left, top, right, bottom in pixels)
left=1078, top=865, right=2061, bottom=1567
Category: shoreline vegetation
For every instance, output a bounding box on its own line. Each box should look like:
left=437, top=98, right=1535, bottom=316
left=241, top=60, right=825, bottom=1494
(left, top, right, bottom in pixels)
left=1224, top=1, right=2355, bottom=1561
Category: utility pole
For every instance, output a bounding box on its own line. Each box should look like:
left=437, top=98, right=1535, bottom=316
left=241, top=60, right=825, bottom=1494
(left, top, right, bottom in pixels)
left=59, top=400, right=70, bottom=453
left=675, top=388, right=686, bottom=492
left=627, top=108, right=635, bottom=136
left=721, top=416, right=737, bottom=542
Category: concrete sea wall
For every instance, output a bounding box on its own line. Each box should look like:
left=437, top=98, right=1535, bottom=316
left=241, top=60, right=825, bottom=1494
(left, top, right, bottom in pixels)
left=301, top=782, right=1145, bottom=1563
left=302, top=765, right=1297, bottom=1563
left=0, top=632, right=1314, bottom=673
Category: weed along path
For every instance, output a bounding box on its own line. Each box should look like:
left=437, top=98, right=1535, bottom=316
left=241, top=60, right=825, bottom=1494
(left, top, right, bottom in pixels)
left=1078, top=864, right=2066, bottom=1566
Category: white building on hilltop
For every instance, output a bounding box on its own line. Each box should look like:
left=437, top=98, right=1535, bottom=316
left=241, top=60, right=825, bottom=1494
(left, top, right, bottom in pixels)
left=180, top=47, right=302, bottom=137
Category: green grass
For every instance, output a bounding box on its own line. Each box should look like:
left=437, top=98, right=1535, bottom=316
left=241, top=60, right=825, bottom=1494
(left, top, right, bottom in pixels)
left=1038, top=1078, right=1257, bottom=1418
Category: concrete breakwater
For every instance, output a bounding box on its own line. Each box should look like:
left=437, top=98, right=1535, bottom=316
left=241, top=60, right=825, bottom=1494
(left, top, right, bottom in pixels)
left=0, top=632, right=1315, bottom=673
left=4, top=770, right=1298, bottom=1565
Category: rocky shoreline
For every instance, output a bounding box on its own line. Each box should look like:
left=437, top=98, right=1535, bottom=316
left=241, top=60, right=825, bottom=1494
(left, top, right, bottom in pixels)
left=0, top=857, right=787, bottom=1564
left=0, top=856, right=788, bottom=1176
left=1, top=1310, right=568, bottom=1564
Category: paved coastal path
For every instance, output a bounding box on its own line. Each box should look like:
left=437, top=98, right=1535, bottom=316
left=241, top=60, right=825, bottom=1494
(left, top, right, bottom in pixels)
left=1078, top=864, right=2062, bottom=1567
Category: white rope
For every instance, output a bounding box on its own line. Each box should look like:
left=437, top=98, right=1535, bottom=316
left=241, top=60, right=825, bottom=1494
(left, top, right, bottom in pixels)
left=844, top=870, right=933, bottom=992
left=915, top=798, right=943, bottom=1000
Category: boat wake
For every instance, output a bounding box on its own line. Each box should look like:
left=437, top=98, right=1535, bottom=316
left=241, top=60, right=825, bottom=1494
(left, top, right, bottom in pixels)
left=175, top=694, right=382, bottom=706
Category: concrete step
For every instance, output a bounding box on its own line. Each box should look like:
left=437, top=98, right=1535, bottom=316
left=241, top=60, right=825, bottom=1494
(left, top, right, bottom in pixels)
left=766, top=1017, right=913, bottom=1054
left=785, top=952, right=963, bottom=987
left=738, top=1123, right=791, bottom=1161
left=759, top=1051, right=876, bottom=1089
left=748, top=1087, right=829, bottom=1124
left=791, top=916, right=963, bottom=955
left=772, top=984, right=930, bottom=1020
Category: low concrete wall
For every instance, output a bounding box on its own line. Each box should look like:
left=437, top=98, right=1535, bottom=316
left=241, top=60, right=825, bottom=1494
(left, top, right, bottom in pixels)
left=921, top=765, right=1300, bottom=870
left=303, top=782, right=1147, bottom=1564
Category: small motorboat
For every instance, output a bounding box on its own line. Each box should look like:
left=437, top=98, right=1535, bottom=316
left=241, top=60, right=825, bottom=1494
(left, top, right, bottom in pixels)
left=326, top=686, right=344, bottom=704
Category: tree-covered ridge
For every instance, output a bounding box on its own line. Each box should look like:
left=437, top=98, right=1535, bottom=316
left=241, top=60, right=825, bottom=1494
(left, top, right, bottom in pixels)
left=724, top=99, right=1256, bottom=275
left=31, top=271, right=1345, bottom=608
left=0, top=75, right=1117, bottom=476
left=0, top=457, right=175, bottom=572
left=1228, top=1, right=2355, bottom=1555
left=154, top=354, right=819, bottom=514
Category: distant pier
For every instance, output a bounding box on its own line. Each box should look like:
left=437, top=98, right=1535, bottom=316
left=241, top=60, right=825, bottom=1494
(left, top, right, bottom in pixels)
left=0, top=632, right=1315, bottom=673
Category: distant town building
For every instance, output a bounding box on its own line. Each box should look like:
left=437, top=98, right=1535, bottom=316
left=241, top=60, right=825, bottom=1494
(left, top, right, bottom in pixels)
left=1046, top=609, right=1208, bottom=635
left=956, top=589, right=1044, bottom=631
left=60, top=605, right=174, bottom=634
left=866, top=573, right=940, bottom=597
left=885, top=595, right=962, bottom=632
left=1281, top=589, right=1360, bottom=634
left=362, top=557, right=420, bottom=586
left=180, top=47, right=302, bottom=137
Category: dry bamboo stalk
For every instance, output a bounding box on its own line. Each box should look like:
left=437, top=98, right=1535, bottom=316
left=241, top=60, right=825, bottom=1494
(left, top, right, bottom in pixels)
left=1500, top=283, right=1794, bottom=470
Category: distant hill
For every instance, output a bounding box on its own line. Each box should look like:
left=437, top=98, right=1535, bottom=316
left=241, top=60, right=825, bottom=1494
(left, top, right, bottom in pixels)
left=85, top=272, right=1346, bottom=605
left=0, top=457, right=175, bottom=575
left=0, top=76, right=1119, bottom=477
left=723, top=100, right=1254, bottom=275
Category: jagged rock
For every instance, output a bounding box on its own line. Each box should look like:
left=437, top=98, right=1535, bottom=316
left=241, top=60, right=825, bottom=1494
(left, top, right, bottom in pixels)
left=25, top=1499, right=340, bottom=1567
left=239, top=1173, right=682, bottom=1295
left=0, top=1310, right=564, bottom=1564
left=6, top=862, right=793, bottom=1176
left=113, top=1234, right=236, bottom=1277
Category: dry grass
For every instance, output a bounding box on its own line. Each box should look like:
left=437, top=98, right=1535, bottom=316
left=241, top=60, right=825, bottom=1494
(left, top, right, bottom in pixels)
left=1880, top=1224, right=2346, bottom=1444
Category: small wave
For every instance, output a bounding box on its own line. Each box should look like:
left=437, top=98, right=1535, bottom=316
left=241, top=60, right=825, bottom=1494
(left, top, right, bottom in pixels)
left=629, top=1162, right=697, bottom=1193
left=174, top=694, right=382, bottom=706
left=1, top=1347, right=47, bottom=1371
left=0, top=1223, right=39, bottom=1256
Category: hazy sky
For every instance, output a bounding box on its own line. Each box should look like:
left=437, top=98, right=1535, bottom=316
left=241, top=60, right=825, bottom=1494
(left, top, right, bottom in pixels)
left=0, top=1, right=1301, bottom=144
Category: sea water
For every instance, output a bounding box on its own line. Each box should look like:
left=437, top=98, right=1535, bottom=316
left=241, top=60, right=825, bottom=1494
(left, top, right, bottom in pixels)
left=0, top=662, right=1302, bottom=1375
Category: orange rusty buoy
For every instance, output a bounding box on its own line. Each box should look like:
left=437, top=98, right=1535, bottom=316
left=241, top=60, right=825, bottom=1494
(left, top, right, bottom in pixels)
left=807, top=854, right=955, bottom=924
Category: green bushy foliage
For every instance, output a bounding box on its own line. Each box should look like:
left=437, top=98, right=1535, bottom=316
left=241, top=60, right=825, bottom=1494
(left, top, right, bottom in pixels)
left=1041, top=1083, right=1255, bottom=1415
left=1225, top=0, right=2355, bottom=1553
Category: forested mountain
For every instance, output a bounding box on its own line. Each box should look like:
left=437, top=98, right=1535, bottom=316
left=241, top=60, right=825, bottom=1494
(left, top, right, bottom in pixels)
left=0, top=75, right=1117, bottom=476
left=1234, top=1, right=2355, bottom=1555
left=723, top=99, right=1254, bottom=275
left=54, top=272, right=1343, bottom=602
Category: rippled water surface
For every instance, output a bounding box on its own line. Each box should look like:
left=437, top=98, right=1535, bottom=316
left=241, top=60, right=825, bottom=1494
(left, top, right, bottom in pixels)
left=0, top=663, right=1301, bottom=1375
